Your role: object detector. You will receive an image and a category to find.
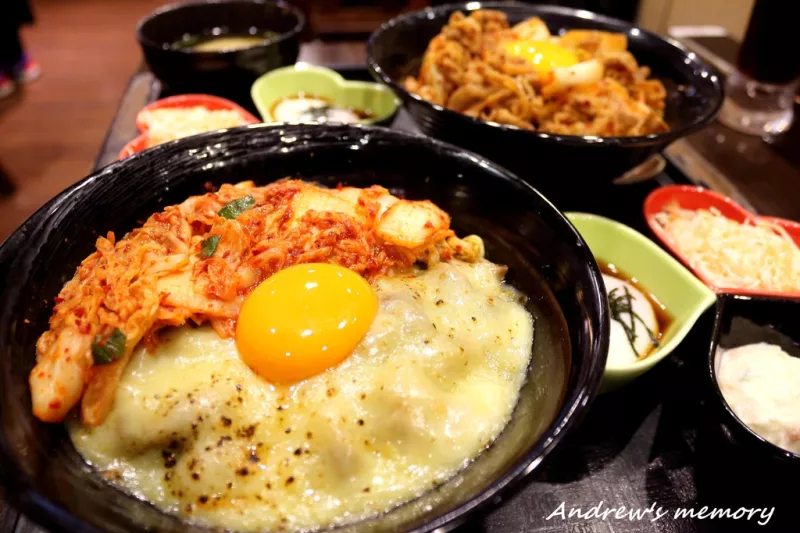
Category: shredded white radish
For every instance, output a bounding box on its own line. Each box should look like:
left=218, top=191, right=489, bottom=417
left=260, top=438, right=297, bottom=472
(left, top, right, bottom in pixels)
left=140, top=107, right=249, bottom=147
left=653, top=203, right=800, bottom=293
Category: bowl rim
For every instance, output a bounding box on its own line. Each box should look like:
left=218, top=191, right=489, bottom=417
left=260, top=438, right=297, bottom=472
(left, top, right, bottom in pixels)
left=249, top=63, right=401, bottom=124
left=135, top=0, right=306, bottom=55
left=366, top=0, right=724, bottom=147
left=0, top=122, right=609, bottom=533
left=707, top=294, right=800, bottom=464
left=565, top=212, right=716, bottom=375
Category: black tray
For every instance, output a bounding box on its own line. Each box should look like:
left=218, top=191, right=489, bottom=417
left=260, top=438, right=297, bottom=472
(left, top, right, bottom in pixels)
left=79, top=66, right=795, bottom=533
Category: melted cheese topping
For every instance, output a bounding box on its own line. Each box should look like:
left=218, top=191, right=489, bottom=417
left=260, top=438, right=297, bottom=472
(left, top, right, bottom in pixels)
left=68, top=260, right=533, bottom=531
left=717, top=342, right=800, bottom=455
left=653, top=205, right=800, bottom=293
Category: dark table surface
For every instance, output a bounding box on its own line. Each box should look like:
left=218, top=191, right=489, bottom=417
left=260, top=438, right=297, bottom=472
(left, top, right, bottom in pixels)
left=2, top=37, right=799, bottom=533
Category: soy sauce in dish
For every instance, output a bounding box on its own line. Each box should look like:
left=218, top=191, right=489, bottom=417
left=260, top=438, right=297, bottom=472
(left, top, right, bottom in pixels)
left=270, top=94, right=375, bottom=124
left=598, top=260, right=672, bottom=365
left=171, top=30, right=280, bottom=52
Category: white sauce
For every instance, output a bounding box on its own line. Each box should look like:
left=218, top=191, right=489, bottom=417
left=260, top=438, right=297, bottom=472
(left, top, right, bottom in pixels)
left=603, top=274, right=659, bottom=367
left=716, top=342, right=800, bottom=455
left=272, top=97, right=362, bottom=124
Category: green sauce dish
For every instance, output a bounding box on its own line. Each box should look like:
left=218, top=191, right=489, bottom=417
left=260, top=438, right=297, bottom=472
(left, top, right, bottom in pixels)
left=567, top=212, right=717, bottom=393
left=251, top=63, right=399, bottom=125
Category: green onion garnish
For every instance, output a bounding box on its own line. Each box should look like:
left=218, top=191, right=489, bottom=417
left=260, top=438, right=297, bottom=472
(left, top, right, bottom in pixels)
left=608, top=286, right=660, bottom=357
left=91, top=328, right=127, bottom=365
left=218, top=195, right=256, bottom=220
left=201, top=235, right=221, bottom=258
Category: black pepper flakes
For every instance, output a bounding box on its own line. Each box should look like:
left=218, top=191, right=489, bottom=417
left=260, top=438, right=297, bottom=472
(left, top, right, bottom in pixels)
left=216, top=436, right=232, bottom=447
left=294, top=448, right=302, bottom=456
left=198, top=495, right=208, bottom=504
left=227, top=482, right=233, bottom=489
left=363, top=487, right=371, bottom=493
left=191, top=473, right=200, bottom=481
left=162, top=450, right=177, bottom=468
left=285, top=476, right=295, bottom=486
left=284, top=428, right=291, bottom=434
left=435, top=299, right=444, bottom=306
left=238, top=424, right=257, bottom=439
left=249, top=452, right=260, bottom=463
left=237, top=467, right=249, bottom=476
left=235, top=383, right=242, bottom=391
left=357, top=419, right=364, bottom=426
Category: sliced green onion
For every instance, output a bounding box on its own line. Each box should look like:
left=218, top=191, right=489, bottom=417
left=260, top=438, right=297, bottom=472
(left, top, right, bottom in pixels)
left=201, top=235, right=221, bottom=258
left=91, top=328, right=127, bottom=365
left=218, top=195, right=256, bottom=220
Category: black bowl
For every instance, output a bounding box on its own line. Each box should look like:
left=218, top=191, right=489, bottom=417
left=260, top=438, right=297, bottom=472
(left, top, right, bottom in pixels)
left=708, top=295, right=800, bottom=468
left=367, top=1, right=724, bottom=197
left=0, top=124, right=608, bottom=533
left=137, top=0, right=304, bottom=103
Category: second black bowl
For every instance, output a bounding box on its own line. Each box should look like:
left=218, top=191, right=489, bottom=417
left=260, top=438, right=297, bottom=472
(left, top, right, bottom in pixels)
left=708, top=295, right=800, bottom=468
left=137, top=0, right=304, bottom=102
left=367, top=1, right=723, bottom=196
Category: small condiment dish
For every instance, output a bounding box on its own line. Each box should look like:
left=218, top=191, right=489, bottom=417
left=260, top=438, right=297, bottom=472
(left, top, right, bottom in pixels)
left=119, top=94, right=260, bottom=159
left=250, top=63, right=400, bottom=125
left=707, top=295, right=800, bottom=467
left=567, top=212, right=717, bottom=392
left=644, top=185, right=800, bottom=299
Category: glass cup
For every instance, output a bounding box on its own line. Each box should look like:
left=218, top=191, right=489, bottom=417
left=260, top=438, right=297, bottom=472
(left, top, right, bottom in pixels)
left=717, top=0, right=800, bottom=137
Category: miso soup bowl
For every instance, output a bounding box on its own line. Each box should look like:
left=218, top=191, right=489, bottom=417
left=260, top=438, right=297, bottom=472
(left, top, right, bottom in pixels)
left=137, top=0, right=304, bottom=102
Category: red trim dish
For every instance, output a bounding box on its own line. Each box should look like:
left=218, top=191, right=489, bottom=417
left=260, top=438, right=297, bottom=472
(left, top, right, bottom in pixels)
left=118, top=135, right=148, bottom=160
left=118, top=94, right=261, bottom=160
left=644, top=185, right=800, bottom=299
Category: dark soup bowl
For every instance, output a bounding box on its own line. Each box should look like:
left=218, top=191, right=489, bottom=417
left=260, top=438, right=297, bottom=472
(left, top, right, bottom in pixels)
left=367, top=1, right=723, bottom=201
left=708, top=295, right=800, bottom=468
left=137, top=0, right=304, bottom=104
left=0, top=124, right=607, bottom=533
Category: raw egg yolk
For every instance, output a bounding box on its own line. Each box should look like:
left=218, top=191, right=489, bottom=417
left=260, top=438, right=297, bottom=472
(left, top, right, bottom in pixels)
left=235, top=263, right=378, bottom=383
left=503, top=40, right=578, bottom=74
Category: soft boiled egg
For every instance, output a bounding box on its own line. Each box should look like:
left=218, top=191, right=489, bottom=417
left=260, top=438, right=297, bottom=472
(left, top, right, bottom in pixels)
left=604, top=274, right=660, bottom=367
left=501, top=18, right=604, bottom=88
left=236, top=263, right=378, bottom=382
left=502, top=40, right=579, bottom=74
